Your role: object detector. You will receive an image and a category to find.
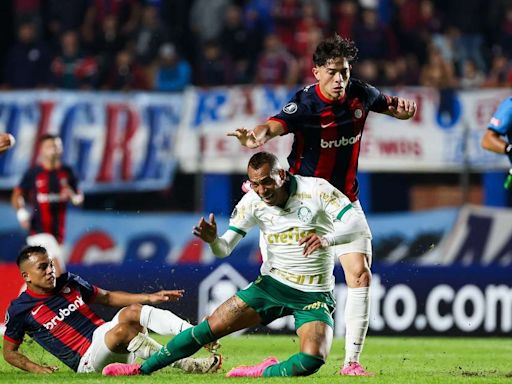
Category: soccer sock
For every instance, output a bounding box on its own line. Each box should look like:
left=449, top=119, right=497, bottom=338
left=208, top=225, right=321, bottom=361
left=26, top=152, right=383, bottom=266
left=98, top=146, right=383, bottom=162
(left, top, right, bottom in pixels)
left=140, top=305, right=193, bottom=336
left=263, top=352, right=324, bottom=377
left=344, top=286, right=370, bottom=365
left=140, top=320, right=216, bottom=374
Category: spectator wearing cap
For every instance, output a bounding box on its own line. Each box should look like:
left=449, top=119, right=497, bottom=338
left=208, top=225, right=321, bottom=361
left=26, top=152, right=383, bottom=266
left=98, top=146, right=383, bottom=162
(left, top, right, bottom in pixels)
left=154, top=43, right=191, bottom=92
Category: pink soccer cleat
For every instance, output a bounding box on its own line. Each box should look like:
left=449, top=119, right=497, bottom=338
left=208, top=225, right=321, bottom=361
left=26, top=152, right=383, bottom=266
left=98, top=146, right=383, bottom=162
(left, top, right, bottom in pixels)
left=340, top=362, right=374, bottom=376
left=226, top=356, right=279, bottom=377
left=102, top=362, right=142, bottom=376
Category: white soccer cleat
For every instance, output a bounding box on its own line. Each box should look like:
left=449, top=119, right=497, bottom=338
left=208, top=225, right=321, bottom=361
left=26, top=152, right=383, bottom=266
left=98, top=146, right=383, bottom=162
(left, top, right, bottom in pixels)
left=172, top=354, right=223, bottom=374
left=127, top=332, right=162, bottom=359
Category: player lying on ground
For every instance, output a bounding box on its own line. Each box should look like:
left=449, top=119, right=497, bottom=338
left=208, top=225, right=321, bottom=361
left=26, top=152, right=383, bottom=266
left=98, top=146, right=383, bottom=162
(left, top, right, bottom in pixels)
left=3, top=245, right=221, bottom=374
left=102, top=151, right=371, bottom=378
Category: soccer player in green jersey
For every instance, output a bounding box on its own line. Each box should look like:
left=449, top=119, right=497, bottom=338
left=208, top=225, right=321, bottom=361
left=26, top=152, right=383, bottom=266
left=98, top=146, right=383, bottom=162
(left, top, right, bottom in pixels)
left=103, top=151, right=371, bottom=378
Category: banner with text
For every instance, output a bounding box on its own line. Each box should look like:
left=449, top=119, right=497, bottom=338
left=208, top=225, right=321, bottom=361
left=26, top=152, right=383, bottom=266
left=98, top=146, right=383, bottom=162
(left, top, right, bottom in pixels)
left=0, top=91, right=183, bottom=192
left=176, top=87, right=511, bottom=173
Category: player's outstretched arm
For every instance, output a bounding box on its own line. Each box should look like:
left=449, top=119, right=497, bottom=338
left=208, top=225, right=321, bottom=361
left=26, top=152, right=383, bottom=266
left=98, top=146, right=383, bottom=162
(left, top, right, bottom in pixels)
left=3, top=339, right=58, bottom=373
left=227, top=120, right=285, bottom=148
left=93, top=287, right=185, bottom=307
left=384, top=97, right=417, bottom=120
left=193, top=213, right=243, bottom=257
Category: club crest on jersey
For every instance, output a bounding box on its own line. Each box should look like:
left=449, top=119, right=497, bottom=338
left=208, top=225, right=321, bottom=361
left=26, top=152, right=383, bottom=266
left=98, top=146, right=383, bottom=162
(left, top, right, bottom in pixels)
left=283, top=102, right=298, bottom=114
left=297, top=206, right=313, bottom=223
left=354, top=109, right=363, bottom=119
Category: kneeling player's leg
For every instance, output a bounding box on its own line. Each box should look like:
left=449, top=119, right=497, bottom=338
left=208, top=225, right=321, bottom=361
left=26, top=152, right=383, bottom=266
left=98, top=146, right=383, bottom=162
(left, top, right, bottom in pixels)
left=339, top=250, right=371, bottom=367
left=78, top=314, right=138, bottom=373
left=118, top=303, right=193, bottom=336
left=140, top=295, right=261, bottom=374
left=263, top=321, right=332, bottom=377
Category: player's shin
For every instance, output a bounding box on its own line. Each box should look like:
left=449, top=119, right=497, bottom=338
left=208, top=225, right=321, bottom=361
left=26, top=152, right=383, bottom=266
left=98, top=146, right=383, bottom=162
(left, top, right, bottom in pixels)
left=344, top=287, right=370, bottom=365
left=140, top=305, right=193, bottom=335
left=140, top=320, right=217, bottom=374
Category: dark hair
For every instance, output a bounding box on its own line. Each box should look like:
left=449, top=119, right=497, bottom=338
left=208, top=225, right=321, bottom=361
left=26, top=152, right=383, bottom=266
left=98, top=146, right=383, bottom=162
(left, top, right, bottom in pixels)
left=248, top=151, right=281, bottom=171
left=17, top=246, right=48, bottom=266
left=313, top=34, right=358, bottom=67
left=39, top=133, right=60, bottom=144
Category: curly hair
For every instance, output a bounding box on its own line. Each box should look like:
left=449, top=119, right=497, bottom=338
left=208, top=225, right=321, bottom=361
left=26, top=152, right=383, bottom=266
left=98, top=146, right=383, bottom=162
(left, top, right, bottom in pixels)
left=312, top=34, right=358, bottom=67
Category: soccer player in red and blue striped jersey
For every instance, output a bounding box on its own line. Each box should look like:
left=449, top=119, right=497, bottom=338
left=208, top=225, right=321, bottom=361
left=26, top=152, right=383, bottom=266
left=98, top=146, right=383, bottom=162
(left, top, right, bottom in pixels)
left=229, top=35, right=416, bottom=376
left=11, top=134, right=83, bottom=276
left=3, top=246, right=222, bottom=374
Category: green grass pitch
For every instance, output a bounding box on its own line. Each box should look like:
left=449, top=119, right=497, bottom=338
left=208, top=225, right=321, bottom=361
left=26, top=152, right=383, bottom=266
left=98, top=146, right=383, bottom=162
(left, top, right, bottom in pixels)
left=1, top=335, right=512, bottom=383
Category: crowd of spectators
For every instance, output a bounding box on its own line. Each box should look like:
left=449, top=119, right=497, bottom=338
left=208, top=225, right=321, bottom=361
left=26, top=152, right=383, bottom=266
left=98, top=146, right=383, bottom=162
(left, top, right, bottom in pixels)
left=1, top=0, right=511, bottom=91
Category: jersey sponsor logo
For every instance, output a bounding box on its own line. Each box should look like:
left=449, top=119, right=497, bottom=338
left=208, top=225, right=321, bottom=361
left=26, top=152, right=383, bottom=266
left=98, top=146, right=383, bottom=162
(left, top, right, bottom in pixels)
left=297, top=207, right=313, bottom=223
left=320, top=134, right=361, bottom=148
left=302, top=301, right=329, bottom=311
left=43, top=295, right=85, bottom=330
left=283, top=102, right=298, bottom=114
left=354, top=109, right=363, bottom=119
left=36, top=192, right=66, bottom=203
left=295, top=192, right=312, bottom=200
left=319, top=192, right=342, bottom=209
left=31, top=305, right=44, bottom=316
left=266, top=227, right=316, bottom=244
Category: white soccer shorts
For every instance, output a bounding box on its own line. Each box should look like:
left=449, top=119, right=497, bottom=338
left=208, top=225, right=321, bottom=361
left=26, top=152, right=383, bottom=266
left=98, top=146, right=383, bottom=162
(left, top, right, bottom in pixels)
left=332, top=200, right=373, bottom=258
left=77, top=310, right=135, bottom=373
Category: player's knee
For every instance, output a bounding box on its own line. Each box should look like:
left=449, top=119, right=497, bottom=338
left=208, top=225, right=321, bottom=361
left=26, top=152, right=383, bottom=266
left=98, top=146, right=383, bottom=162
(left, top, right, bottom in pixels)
left=296, top=353, right=325, bottom=376
left=120, top=303, right=143, bottom=323
left=111, top=322, right=140, bottom=345
left=347, top=267, right=371, bottom=287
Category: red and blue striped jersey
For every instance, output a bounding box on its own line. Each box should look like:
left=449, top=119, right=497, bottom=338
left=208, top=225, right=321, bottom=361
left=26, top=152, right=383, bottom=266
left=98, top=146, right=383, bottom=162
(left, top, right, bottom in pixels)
left=15, top=164, right=79, bottom=243
left=270, top=79, right=392, bottom=201
left=3, top=273, right=105, bottom=371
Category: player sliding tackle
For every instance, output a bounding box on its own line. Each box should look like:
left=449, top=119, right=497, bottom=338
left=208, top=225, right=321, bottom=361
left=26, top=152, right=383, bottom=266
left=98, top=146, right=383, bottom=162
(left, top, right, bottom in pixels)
left=103, top=151, right=372, bottom=377
left=3, top=246, right=221, bottom=374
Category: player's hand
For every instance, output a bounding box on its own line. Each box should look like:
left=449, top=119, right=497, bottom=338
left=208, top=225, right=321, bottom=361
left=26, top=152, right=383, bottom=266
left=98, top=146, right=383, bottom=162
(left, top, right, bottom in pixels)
left=0, top=133, right=15, bottom=154
left=388, top=97, right=416, bottom=120
left=193, top=213, right=218, bottom=243
left=299, top=234, right=325, bottom=256
left=16, top=208, right=31, bottom=230
left=227, top=128, right=262, bottom=148
left=147, top=289, right=184, bottom=304
left=34, top=365, right=59, bottom=374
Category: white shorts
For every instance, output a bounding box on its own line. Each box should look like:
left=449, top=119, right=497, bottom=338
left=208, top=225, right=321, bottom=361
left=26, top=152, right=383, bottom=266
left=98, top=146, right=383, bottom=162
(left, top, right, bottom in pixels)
left=77, top=311, right=134, bottom=373
left=332, top=200, right=373, bottom=257
left=27, top=233, right=65, bottom=271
